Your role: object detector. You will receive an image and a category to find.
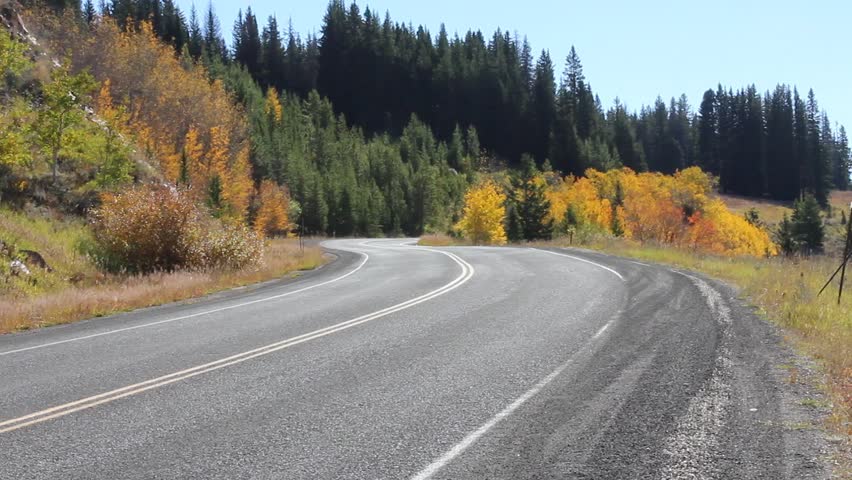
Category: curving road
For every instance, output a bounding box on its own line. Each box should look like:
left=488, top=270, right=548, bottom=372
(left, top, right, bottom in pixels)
left=0, top=239, right=828, bottom=479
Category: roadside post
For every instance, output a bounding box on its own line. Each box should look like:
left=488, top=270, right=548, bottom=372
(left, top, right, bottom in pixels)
left=819, top=202, right=852, bottom=304
left=837, top=202, right=852, bottom=304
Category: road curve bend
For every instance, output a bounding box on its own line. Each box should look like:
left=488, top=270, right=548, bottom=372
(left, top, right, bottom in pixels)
left=0, top=239, right=828, bottom=479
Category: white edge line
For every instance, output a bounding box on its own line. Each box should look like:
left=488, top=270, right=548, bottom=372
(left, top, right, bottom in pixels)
left=0, top=246, right=476, bottom=433
left=0, top=251, right=371, bottom=357
left=529, top=248, right=625, bottom=281
left=412, top=318, right=615, bottom=480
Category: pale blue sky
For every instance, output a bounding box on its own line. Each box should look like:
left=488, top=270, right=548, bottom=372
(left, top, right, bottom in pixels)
left=178, top=0, right=851, bottom=131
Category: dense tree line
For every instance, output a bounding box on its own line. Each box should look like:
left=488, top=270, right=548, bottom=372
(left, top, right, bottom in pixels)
left=38, top=0, right=851, bottom=209
left=216, top=64, right=472, bottom=236
left=697, top=85, right=849, bottom=206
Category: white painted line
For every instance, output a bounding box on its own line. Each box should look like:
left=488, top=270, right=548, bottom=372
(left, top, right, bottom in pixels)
left=412, top=318, right=615, bottom=480
left=529, top=248, right=625, bottom=281
left=628, top=260, right=651, bottom=267
left=0, top=248, right=475, bottom=434
left=593, top=322, right=610, bottom=339
left=0, top=252, right=370, bottom=357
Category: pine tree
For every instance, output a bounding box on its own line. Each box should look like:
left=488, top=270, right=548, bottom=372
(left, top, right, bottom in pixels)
left=510, top=155, right=553, bottom=240
left=234, top=7, right=263, bottom=78
left=465, top=126, right=480, bottom=163
left=187, top=5, right=203, bottom=59
left=805, top=89, right=829, bottom=206
left=775, top=213, right=796, bottom=256
left=791, top=193, right=824, bottom=254
left=530, top=50, right=556, bottom=163
left=766, top=85, right=798, bottom=200
left=447, top=125, right=465, bottom=171
left=696, top=89, right=719, bottom=174
left=203, top=1, right=227, bottom=64
left=505, top=203, right=523, bottom=243
left=835, top=126, right=851, bottom=190
left=261, top=16, right=286, bottom=90
left=612, top=99, right=645, bottom=171
left=739, top=85, right=765, bottom=196
left=83, top=0, right=96, bottom=24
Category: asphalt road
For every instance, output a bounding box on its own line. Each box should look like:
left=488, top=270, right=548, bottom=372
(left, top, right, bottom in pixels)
left=0, top=239, right=829, bottom=479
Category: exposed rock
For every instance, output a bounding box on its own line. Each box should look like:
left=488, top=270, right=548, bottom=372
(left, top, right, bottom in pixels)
left=9, top=259, right=30, bottom=276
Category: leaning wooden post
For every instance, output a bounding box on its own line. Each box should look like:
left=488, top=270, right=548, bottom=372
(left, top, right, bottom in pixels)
left=838, top=202, right=852, bottom=305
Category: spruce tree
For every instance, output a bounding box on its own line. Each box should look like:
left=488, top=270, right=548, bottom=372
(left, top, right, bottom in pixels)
left=766, top=85, right=797, bottom=200
left=187, top=5, right=203, bottom=59
left=447, top=125, right=465, bottom=172
left=203, top=2, right=227, bottom=64
left=261, top=16, right=285, bottom=89
left=505, top=203, right=524, bottom=243
left=612, top=100, right=645, bottom=172
left=791, top=194, right=824, bottom=254
left=233, top=9, right=262, bottom=75
left=696, top=89, right=719, bottom=174
left=83, top=0, right=96, bottom=24
left=510, top=155, right=553, bottom=240
left=775, top=214, right=796, bottom=256
left=836, top=126, right=851, bottom=190
left=531, top=50, right=556, bottom=163
left=806, top=89, right=829, bottom=206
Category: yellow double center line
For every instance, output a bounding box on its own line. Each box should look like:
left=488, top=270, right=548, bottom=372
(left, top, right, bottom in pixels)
left=0, top=247, right=474, bottom=434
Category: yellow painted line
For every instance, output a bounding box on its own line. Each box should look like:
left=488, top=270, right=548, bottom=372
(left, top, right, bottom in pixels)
left=0, top=250, right=370, bottom=357
left=0, top=247, right=474, bottom=434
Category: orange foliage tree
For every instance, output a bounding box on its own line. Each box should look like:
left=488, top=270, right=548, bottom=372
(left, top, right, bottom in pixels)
left=254, top=180, right=290, bottom=237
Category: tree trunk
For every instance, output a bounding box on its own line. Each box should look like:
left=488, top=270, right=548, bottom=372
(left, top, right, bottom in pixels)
left=52, top=148, right=59, bottom=184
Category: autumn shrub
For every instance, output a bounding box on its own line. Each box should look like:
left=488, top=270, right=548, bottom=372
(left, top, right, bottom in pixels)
left=198, top=223, right=263, bottom=270
left=90, top=184, right=261, bottom=273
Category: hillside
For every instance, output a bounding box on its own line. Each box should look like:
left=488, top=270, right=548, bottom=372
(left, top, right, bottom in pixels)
left=0, top=1, right=324, bottom=331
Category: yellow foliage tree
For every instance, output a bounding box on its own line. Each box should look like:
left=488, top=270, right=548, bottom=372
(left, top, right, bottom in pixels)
left=265, top=87, right=283, bottom=123
left=223, top=146, right=253, bottom=221
left=541, top=166, right=776, bottom=257
left=456, top=180, right=507, bottom=245
left=183, top=126, right=204, bottom=185
left=254, top=180, right=290, bottom=237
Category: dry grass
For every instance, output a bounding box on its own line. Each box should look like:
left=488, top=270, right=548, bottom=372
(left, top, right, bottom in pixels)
left=718, top=193, right=793, bottom=225
left=831, top=191, right=852, bottom=212
left=543, top=236, right=851, bottom=440
left=418, top=233, right=469, bottom=247
left=0, top=238, right=325, bottom=333
left=719, top=190, right=852, bottom=227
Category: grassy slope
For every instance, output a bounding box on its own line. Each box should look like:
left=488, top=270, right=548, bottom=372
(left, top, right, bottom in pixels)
left=0, top=209, right=326, bottom=333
